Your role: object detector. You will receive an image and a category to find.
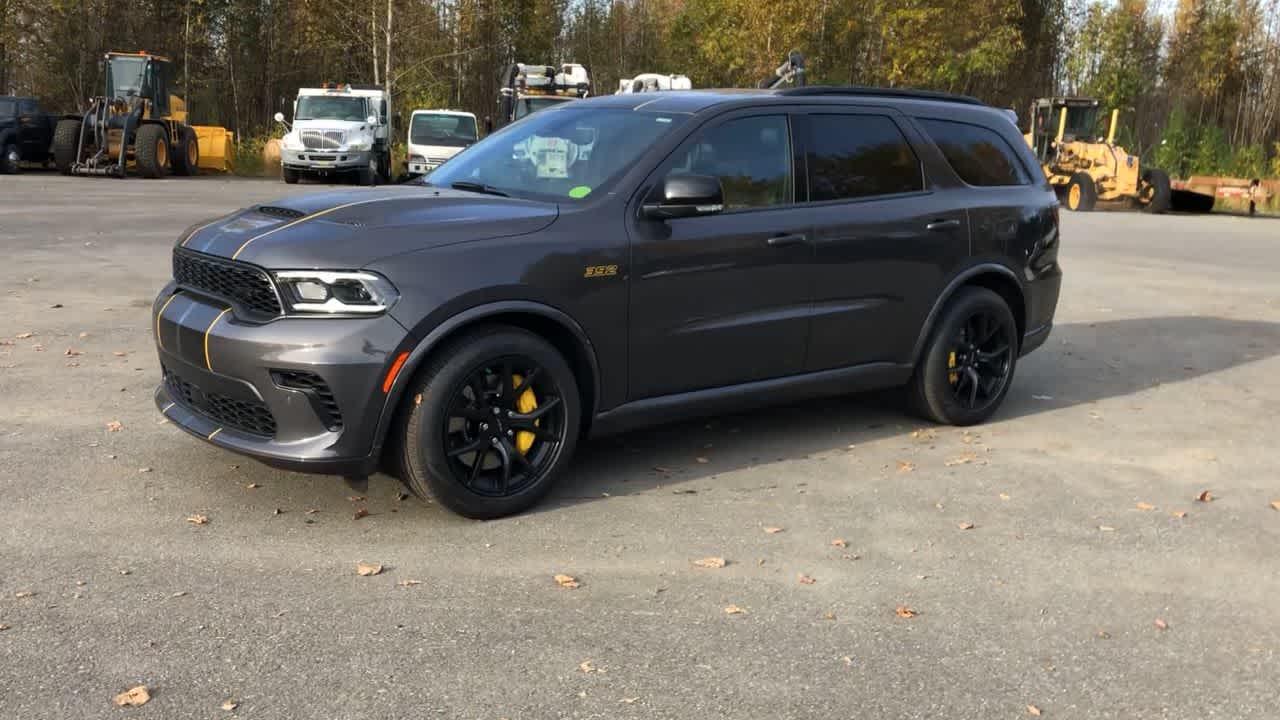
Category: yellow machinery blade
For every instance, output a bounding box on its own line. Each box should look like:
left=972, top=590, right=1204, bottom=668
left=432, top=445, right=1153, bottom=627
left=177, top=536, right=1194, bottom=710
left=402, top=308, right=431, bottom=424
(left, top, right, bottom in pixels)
left=192, top=126, right=235, bottom=172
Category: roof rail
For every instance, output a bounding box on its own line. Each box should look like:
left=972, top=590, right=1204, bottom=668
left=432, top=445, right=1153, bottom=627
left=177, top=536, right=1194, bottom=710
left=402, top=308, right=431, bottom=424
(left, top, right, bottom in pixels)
left=777, top=85, right=986, bottom=106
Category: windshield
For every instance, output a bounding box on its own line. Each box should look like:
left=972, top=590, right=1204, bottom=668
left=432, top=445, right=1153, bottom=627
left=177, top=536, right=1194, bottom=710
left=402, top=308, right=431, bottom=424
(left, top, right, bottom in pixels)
left=410, top=114, right=477, bottom=147
left=427, top=106, right=687, bottom=202
left=296, top=96, right=369, bottom=122
left=0, top=99, right=15, bottom=116
left=108, top=57, right=147, bottom=98
left=515, top=96, right=573, bottom=119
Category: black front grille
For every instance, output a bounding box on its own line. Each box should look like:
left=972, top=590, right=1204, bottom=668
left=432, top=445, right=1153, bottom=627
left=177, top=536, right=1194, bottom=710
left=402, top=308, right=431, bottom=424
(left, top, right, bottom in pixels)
left=164, top=366, right=277, bottom=437
left=272, top=370, right=344, bottom=431
left=173, top=249, right=281, bottom=317
left=256, top=205, right=305, bottom=220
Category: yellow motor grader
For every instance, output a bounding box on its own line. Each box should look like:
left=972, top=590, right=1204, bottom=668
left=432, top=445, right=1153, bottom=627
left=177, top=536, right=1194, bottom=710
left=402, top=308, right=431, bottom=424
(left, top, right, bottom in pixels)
left=1024, top=97, right=1184, bottom=213
left=53, top=51, right=233, bottom=178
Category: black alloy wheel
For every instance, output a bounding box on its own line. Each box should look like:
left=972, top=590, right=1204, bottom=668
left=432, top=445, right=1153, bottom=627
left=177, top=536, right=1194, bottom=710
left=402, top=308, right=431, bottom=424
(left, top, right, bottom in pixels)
left=397, top=326, right=581, bottom=518
left=441, top=357, right=567, bottom=497
left=910, top=287, right=1019, bottom=426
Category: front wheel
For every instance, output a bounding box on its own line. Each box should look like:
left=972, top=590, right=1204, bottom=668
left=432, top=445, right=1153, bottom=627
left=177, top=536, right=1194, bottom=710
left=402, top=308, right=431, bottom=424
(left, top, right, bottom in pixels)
left=1139, top=168, right=1171, bottom=214
left=1065, top=172, right=1097, bottom=211
left=282, top=167, right=300, bottom=184
left=53, top=119, right=82, bottom=174
left=134, top=124, right=169, bottom=179
left=397, top=326, right=581, bottom=519
left=1, top=142, right=19, bottom=174
left=910, top=287, right=1018, bottom=426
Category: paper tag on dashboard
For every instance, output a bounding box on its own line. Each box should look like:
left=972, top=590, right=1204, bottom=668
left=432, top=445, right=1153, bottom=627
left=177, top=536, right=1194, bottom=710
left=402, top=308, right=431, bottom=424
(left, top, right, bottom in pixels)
left=535, top=138, right=569, bottom=178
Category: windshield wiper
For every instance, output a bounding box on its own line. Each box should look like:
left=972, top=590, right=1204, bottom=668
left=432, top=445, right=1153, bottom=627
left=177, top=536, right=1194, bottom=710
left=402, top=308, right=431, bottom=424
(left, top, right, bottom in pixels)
left=450, top=181, right=509, bottom=197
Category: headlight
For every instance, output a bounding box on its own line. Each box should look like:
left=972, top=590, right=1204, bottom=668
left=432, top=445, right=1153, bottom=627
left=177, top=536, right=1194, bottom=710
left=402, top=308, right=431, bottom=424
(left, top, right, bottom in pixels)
left=409, top=154, right=425, bottom=163
left=274, top=271, right=398, bottom=315
left=281, top=135, right=304, bottom=151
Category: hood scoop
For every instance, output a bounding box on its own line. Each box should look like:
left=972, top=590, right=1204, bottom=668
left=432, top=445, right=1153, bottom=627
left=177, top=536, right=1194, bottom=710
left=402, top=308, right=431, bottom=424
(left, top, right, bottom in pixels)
left=257, top=205, right=306, bottom=220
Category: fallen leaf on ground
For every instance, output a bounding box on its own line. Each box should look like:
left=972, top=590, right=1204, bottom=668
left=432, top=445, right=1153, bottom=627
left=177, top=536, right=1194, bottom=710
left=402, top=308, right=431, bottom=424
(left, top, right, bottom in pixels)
left=304, top=508, right=319, bottom=514
left=692, top=556, right=726, bottom=569
left=1097, top=630, right=1110, bottom=639
left=186, top=514, right=209, bottom=525
left=694, top=456, right=709, bottom=464
left=352, top=508, right=369, bottom=520
left=1136, top=502, right=1155, bottom=511
left=245, top=483, right=259, bottom=489
left=397, top=579, right=422, bottom=587
left=620, top=697, right=639, bottom=704
left=958, top=522, right=975, bottom=530
left=113, top=351, right=128, bottom=357
left=355, top=562, right=383, bottom=576
left=138, top=467, right=152, bottom=473
left=0, top=623, right=9, bottom=631
left=763, top=526, right=784, bottom=534
left=841, top=655, right=854, bottom=666
left=106, top=421, right=123, bottom=432
left=999, top=493, right=1011, bottom=501
left=798, top=573, right=816, bottom=585
left=830, top=538, right=847, bottom=548
left=1195, top=490, right=1213, bottom=503
left=1172, top=510, right=1187, bottom=519
left=14, top=591, right=35, bottom=598
left=724, top=604, right=747, bottom=615
left=15, top=332, right=35, bottom=339
left=895, top=606, right=917, bottom=618
left=897, top=460, right=916, bottom=473
left=347, top=495, right=366, bottom=502
left=1098, top=525, right=1116, bottom=532
left=113, top=686, right=150, bottom=707
left=170, top=591, right=187, bottom=598
left=945, top=452, right=981, bottom=466
left=1271, top=500, right=1280, bottom=511
left=579, top=659, right=605, bottom=674
left=554, top=574, right=580, bottom=589
left=1027, top=704, right=1042, bottom=716
left=652, top=466, right=672, bottom=473
left=221, top=699, right=238, bottom=711
left=273, top=508, right=284, bottom=515
left=1154, top=618, right=1169, bottom=630
left=64, top=348, right=82, bottom=356
left=823, top=611, right=836, bottom=620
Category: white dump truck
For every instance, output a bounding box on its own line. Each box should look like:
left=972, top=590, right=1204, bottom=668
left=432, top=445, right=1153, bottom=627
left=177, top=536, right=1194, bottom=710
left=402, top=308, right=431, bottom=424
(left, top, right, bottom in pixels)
left=274, top=83, right=392, bottom=185
left=404, top=109, right=478, bottom=178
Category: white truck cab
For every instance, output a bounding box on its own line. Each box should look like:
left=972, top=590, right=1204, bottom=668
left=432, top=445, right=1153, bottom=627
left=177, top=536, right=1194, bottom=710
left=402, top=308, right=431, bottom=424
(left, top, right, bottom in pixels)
left=405, top=109, right=478, bottom=177
left=275, top=84, right=392, bottom=184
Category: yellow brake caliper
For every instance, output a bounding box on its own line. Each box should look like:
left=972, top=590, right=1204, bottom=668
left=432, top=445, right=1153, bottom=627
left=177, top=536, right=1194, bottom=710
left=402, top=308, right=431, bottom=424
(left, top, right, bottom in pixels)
left=511, top=374, right=538, bottom=454
left=948, top=351, right=959, bottom=385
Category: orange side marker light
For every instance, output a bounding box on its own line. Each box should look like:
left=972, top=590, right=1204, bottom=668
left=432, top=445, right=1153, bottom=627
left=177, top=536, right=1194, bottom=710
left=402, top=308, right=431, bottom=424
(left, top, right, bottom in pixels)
left=383, top=352, right=410, bottom=393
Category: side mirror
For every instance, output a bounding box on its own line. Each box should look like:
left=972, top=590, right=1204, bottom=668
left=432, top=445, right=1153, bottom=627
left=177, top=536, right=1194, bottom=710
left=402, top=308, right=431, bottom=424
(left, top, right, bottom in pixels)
left=367, top=115, right=378, bottom=125
left=642, top=174, right=725, bottom=220
left=273, top=111, right=285, bottom=123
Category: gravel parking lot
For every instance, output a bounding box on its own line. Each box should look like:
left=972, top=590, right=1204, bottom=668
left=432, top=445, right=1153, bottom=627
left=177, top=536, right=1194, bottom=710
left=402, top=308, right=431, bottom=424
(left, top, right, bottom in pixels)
left=2, top=173, right=1278, bottom=718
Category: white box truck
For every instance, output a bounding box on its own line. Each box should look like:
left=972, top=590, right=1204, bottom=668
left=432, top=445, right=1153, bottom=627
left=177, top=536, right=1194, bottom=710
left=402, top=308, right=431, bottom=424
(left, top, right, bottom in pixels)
left=404, top=109, right=478, bottom=178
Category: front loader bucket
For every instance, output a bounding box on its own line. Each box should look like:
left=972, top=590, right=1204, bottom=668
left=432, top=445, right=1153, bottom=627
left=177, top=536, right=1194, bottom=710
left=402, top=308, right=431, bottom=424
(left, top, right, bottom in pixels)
left=192, top=126, right=235, bottom=173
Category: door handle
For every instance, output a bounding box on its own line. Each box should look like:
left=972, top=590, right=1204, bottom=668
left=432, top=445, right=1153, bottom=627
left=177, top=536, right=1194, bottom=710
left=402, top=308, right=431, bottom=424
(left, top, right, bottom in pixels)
left=767, top=233, right=807, bottom=247
left=926, top=219, right=961, bottom=232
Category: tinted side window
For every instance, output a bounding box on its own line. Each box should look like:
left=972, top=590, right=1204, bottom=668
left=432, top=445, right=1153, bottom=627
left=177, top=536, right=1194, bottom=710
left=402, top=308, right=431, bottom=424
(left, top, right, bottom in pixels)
left=805, top=114, right=923, bottom=201
left=917, top=118, right=1030, bottom=187
left=670, top=115, right=792, bottom=209
left=19, top=99, right=37, bottom=115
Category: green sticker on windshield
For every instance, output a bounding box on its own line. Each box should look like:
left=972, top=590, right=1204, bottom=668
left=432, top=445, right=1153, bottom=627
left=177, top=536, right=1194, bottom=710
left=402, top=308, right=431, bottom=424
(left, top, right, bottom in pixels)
left=568, top=185, right=592, bottom=199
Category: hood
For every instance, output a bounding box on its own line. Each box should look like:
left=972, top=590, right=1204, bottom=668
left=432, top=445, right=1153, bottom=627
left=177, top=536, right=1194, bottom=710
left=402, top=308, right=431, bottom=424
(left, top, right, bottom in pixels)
left=179, top=186, right=559, bottom=269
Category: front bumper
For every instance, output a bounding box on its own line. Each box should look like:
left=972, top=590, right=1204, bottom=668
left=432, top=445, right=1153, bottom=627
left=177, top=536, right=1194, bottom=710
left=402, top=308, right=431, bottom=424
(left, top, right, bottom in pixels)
left=281, top=148, right=371, bottom=172
left=152, top=284, right=410, bottom=475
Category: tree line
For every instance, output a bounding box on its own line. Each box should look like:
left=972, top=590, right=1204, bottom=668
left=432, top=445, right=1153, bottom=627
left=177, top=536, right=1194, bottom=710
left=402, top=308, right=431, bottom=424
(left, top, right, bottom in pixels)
left=3, top=0, right=1279, bottom=178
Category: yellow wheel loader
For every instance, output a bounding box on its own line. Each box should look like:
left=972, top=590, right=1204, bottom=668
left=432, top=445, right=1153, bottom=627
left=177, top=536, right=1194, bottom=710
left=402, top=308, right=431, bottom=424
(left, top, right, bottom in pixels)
left=1024, top=97, right=1190, bottom=213
left=52, top=51, right=233, bottom=178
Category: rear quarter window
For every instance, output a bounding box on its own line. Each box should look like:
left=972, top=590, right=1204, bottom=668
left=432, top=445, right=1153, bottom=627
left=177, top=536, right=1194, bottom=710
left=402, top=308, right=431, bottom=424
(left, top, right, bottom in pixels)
left=804, top=114, right=923, bottom=201
left=916, top=117, right=1031, bottom=187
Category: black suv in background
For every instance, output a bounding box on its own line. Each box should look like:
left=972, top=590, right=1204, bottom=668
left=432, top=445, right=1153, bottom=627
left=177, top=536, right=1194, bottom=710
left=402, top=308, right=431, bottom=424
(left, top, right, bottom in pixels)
left=154, top=87, right=1061, bottom=518
left=0, top=96, right=54, bottom=173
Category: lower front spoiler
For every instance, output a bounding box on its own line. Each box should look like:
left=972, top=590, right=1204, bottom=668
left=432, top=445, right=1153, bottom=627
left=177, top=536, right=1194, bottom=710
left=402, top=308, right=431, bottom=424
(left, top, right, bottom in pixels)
left=155, top=385, right=378, bottom=477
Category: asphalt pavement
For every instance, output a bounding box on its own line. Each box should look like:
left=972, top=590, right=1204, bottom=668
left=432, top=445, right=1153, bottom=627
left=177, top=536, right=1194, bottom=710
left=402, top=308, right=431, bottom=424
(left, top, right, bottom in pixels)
left=1, top=173, right=1278, bottom=718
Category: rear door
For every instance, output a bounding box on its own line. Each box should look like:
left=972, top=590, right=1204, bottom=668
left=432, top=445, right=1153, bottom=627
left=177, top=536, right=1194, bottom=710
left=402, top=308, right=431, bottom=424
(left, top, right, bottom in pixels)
left=627, top=110, right=814, bottom=399
left=17, top=99, right=43, bottom=158
left=798, top=109, right=970, bottom=371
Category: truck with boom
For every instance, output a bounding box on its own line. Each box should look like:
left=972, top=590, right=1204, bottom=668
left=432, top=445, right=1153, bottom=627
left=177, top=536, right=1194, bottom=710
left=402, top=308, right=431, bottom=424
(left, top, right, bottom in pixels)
left=490, top=62, right=590, bottom=132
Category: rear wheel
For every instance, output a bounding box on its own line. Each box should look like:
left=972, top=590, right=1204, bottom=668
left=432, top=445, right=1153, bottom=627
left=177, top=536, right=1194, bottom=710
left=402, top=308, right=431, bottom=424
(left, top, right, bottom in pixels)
left=135, top=124, right=168, bottom=179
left=1139, top=168, right=1171, bottom=214
left=398, top=326, right=581, bottom=519
left=172, top=127, right=199, bottom=176
left=1065, top=172, right=1097, bottom=211
left=910, top=287, right=1018, bottom=426
left=1, top=142, right=19, bottom=174
left=53, top=119, right=82, bottom=174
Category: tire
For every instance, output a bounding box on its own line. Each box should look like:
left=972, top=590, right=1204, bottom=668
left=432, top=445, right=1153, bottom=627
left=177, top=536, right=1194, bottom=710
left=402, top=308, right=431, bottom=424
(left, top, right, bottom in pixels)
left=358, top=153, right=378, bottom=186
left=1140, top=168, right=1171, bottom=214
left=1, top=142, right=19, bottom=174
left=134, top=124, right=169, bottom=179
left=397, top=325, right=582, bottom=519
left=909, top=287, right=1019, bottom=426
left=282, top=167, right=300, bottom=184
left=172, top=127, right=199, bottom=176
left=53, top=119, right=82, bottom=174
left=1065, top=172, right=1097, bottom=211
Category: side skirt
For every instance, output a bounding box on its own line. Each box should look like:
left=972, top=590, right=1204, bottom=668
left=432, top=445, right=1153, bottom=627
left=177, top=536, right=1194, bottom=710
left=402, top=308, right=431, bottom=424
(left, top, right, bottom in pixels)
left=589, top=362, right=914, bottom=438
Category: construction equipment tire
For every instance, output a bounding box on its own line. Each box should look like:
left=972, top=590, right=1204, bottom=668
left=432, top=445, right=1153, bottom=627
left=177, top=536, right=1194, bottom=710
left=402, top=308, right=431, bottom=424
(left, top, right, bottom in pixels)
left=1065, top=172, right=1097, bottom=212
left=1140, top=168, right=1171, bottom=214
left=53, top=119, right=81, bottom=174
left=135, top=124, right=169, bottom=179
